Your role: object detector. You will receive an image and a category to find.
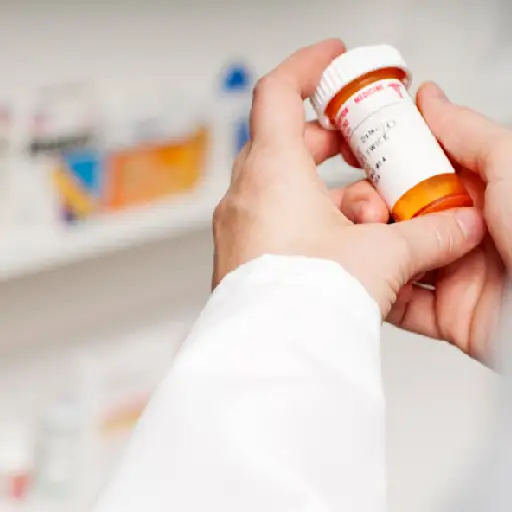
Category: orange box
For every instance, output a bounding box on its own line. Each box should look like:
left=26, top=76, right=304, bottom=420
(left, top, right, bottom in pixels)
left=103, top=126, right=208, bottom=211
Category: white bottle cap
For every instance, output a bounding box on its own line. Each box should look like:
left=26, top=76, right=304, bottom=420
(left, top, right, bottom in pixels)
left=310, top=44, right=412, bottom=129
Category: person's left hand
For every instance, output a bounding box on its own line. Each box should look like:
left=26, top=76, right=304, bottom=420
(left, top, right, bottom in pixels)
left=212, top=39, right=485, bottom=321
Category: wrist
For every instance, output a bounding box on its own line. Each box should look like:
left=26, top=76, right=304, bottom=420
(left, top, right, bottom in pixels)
left=214, top=254, right=381, bottom=324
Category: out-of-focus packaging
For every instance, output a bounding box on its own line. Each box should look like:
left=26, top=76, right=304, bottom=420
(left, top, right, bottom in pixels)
left=4, top=81, right=213, bottom=234
left=53, top=147, right=103, bottom=223
left=17, top=321, right=189, bottom=509
left=51, top=89, right=209, bottom=220
left=211, top=62, right=252, bottom=183
left=220, top=63, right=252, bottom=155
left=100, top=94, right=209, bottom=212
left=13, top=81, right=100, bottom=233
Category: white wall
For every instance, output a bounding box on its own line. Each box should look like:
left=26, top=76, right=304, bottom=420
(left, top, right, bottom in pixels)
left=0, top=0, right=507, bottom=112
left=0, top=1, right=506, bottom=511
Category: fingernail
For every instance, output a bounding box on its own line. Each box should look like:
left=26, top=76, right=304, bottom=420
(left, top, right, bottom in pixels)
left=354, top=201, right=369, bottom=224
left=454, top=208, right=485, bottom=242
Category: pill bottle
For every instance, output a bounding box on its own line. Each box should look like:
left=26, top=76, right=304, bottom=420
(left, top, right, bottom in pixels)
left=310, top=44, right=472, bottom=221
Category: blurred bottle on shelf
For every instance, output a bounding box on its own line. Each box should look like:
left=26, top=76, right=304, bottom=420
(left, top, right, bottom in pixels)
left=222, top=64, right=253, bottom=156
left=222, top=63, right=252, bottom=154
left=31, top=397, right=84, bottom=509
left=213, top=62, right=253, bottom=180
left=0, top=417, right=34, bottom=510
left=76, top=327, right=178, bottom=495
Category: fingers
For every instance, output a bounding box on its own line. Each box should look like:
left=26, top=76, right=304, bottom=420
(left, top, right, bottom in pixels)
left=304, top=120, right=361, bottom=168
left=304, top=121, right=342, bottom=164
left=414, top=270, right=437, bottom=288
left=417, top=82, right=512, bottom=181
left=457, top=168, right=486, bottom=209
left=388, top=241, right=503, bottom=364
left=387, top=285, right=440, bottom=339
left=233, top=120, right=346, bottom=181
left=251, top=39, right=345, bottom=146
left=331, top=181, right=389, bottom=224
left=392, top=207, right=485, bottom=279
left=340, top=141, right=359, bottom=168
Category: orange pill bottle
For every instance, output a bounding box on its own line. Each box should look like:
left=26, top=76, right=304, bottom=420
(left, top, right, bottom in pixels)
left=310, top=44, right=472, bottom=221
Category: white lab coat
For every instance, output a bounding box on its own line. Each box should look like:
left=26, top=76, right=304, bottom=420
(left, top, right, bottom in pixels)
left=94, top=255, right=385, bottom=511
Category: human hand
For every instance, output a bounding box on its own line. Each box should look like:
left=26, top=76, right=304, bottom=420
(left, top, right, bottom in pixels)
left=212, top=39, right=484, bottom=321
left=384, top=83, right=510, bottom=365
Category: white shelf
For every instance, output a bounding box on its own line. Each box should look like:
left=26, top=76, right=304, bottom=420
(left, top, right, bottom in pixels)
left=0, top=164, right=361, bottom=282
left=0, top=181, right=226, bottom=281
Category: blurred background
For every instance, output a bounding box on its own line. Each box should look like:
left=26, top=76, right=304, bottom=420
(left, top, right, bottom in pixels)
left=0, top=0, right=509, bottom=510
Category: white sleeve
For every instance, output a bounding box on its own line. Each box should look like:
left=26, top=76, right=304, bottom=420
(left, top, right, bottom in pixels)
left=93, top=254, right=385, bottom=512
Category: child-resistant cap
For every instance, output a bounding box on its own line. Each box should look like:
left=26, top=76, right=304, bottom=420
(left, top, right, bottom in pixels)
left=310, top=44, right=412, bottom=129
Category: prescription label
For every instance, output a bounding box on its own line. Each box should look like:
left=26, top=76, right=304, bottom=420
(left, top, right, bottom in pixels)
left=335, top=79, right=455, bottom=208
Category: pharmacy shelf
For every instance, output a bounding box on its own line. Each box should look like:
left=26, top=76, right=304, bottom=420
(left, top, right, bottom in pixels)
left=0, top=181, right=226, bottom=281
left=0, top=164, right=361, bottom=282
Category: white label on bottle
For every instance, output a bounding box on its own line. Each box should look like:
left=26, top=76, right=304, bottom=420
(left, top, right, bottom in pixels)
left=335, top=78, right=455, bottom=209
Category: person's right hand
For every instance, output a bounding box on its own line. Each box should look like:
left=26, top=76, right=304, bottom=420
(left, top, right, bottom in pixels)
left=386, top=83, right=511, bottom=366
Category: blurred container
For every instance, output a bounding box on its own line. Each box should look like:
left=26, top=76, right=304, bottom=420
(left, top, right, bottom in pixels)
left=14, top=81, right=100, bottom=234
left=53, top=147, right=103, bottom=223
left=0, top=418, right=34, bottom=509
left=100, top=92, right=209, bottom=213
left=220, top=62, right=252, bottom=155
left=32, top=398, right=84, bottom=505
left=212, top=62, right=253, bottom=178
left=74, top=323, right=184, bottom=499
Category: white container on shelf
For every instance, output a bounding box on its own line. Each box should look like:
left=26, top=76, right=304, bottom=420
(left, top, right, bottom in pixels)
left=31, top=397, right=85, bottom=508
left=0, top=417, right=34, bottom=510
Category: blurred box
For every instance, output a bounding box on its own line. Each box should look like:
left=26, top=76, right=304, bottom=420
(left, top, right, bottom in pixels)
left=102, top=125, right=208, bottom=211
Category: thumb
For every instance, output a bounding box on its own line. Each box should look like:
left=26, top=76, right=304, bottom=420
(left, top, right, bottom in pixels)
left=392, top=207, right=485, bottom=279
left=417, top=82, right=511, bottom=182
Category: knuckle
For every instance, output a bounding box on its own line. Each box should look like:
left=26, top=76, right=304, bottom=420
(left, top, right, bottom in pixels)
left=390, top=225, right=421, bottom=281
left=252, top=75, right=277, bottom=101
left=213, top=194, right=252, bottom=233
left=227, top=193, right=254, bottom=218
left=393, top=225, right=413, bottom=261
left=437, top=221, right=453, bottom=254
left=212, top=199, right=227, bottom=236
left=433, top=214, right=465, bottom=254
